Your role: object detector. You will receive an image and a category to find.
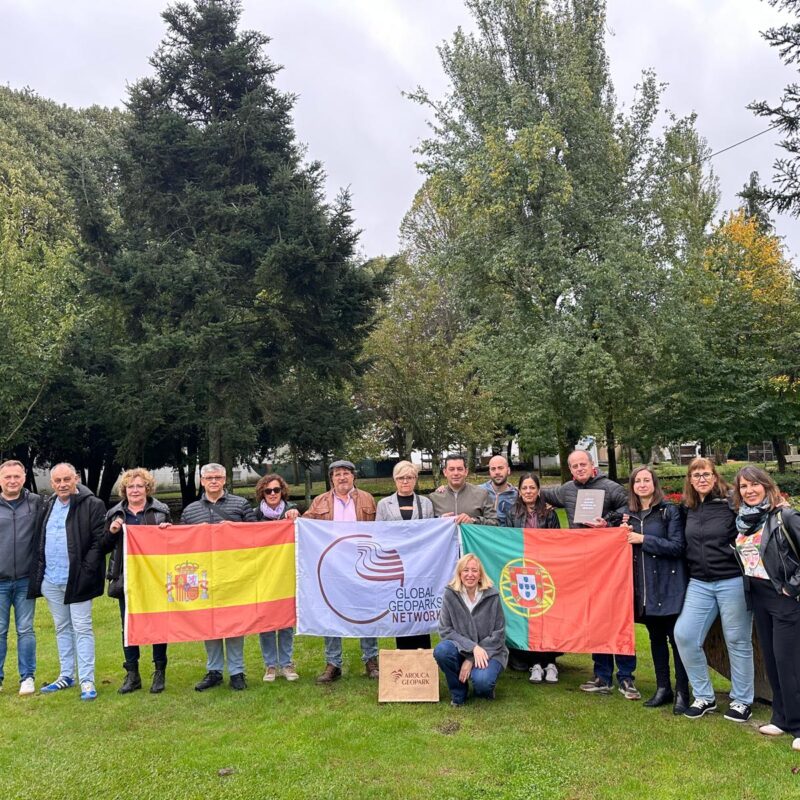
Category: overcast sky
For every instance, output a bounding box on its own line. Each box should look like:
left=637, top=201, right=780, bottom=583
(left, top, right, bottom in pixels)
left=3, top=0, right=798, bottom=260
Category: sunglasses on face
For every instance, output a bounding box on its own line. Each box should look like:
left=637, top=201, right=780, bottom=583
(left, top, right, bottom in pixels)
left=262, top=487, right=282, bottom=496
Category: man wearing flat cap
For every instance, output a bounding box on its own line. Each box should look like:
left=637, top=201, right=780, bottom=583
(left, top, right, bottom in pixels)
left=303, top=459, right=378, bottom=683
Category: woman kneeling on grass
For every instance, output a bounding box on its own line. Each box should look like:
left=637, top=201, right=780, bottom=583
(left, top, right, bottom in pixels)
left=434, top=553, right=507, bottom=707
left=732, top=466, right=800, bottom=752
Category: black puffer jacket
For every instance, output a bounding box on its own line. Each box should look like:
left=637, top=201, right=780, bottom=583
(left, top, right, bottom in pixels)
left=28, top=485, right=107, bottom=604
left=0, top=489, right=44, bottom=580
left=102, top=497, right=172, bottom=582
left=539, top=472, right=627, bottom=527
left=683, top=494, right=739, bottom=581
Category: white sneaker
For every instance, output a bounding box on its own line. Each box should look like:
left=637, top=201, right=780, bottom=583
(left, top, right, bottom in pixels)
left=263, top=666, right=277, bottom=683
left=793, top=737, right=800, bottom=752
left=759, top=723, right=786, bottom=736
left=544, top=663, right=559, bottom=684
left=529, top=664, right=543, bottom=683
left=19, top=677, right=35, bottom=696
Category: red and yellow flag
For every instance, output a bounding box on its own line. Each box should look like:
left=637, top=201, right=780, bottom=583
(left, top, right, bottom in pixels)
left=124, top=520, right=295, bottom=645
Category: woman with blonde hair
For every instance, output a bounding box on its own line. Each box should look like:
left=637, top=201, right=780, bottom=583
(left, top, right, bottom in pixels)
left=433, top=553, right=507, bottom=706
left=102, top=468, right=171, bottom=694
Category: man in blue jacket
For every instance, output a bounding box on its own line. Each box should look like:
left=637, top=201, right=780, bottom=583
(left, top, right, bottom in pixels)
left=0, top=460, right=43, bottom=696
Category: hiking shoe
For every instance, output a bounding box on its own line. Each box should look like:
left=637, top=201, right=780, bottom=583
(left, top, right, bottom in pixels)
left=724, top=701, right=752, bottom=723
left=19, top=677, right=35, bottom=696
left=80, top=681, right=97, bottom=701
left=263, top=666, right=277, bottom=683
left=229, top=673, right=247, bottom=691
left=194, top=670, right=223, bottom=691
left=364, top=657, right=379, bottom=679
left=544, top=663, right=559, bottom=684
left=580, top=676, right=612, bottom=694
left=281, top=664, right=299, bottom=681
left=759, top=723, right=786, bottom=736
left=529, top=664, right=543, bottom=683
left=316, top=664, right=342, bottom=684
left=619, top=678, right=641, bottom=701
left=684, top=698, right=717, bottom=718
left=41, top=676, right=74, bottom=694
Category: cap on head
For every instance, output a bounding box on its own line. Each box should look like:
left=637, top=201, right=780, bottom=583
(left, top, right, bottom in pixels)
left=328, top=459, right=356, bottom=474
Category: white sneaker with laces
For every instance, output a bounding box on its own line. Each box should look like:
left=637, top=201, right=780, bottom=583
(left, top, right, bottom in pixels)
left=544, top=663, right=559, bottom=684
left=19, top=677, right=35, bottom=696
left=759, top=723, right=786, bottom=736
left=529, top=664, right=543, bottom=683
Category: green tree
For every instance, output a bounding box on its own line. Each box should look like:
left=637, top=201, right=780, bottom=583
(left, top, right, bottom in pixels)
left=84, top=0, right=384, bottom=489
left=406, top=0, right=679, bottom=479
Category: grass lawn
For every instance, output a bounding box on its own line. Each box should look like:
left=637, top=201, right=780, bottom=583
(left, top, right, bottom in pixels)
left=1, top=597, right=799, bottom=800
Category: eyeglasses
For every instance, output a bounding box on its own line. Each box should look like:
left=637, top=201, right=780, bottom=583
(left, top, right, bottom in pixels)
left=262, top=487, right=282, bottom=496
left=690, top=472, right=713, bottom=481
left=202, top=476, right=226, bottom=482
left=396, top=476, right=415, bottom=482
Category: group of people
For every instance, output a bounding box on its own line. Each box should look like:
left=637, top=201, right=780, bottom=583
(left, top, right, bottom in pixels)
left=0, top=451, right=799, bottom=753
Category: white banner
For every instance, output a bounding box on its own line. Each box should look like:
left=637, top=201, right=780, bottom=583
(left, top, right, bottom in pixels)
left=296, top=518, right=459, bottom=637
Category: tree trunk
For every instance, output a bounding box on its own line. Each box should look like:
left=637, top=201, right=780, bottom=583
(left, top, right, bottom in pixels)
left=98, top=457, right=121, bottom=505
left=773, top=437, right=787, bottom=474
left=605, top=415, right=617, bottom=481
left=467, top=445, right=477, bottom=473
left=556, top=427, right=570, bottom=483
left=304, top=465, right=312, bottom=506
left=322, top=453, right=330, bottom=491
left=292, top=452, right=300, bottom=485
left=207, top=418, right=222, bottom=465
left=506, top=438, right=513, bottom=465
left=431, top=452, right=441, bottom=487
left=177, top=462, right=190, bottom=508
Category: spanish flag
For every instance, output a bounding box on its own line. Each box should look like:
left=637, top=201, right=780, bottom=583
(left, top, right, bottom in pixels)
left=460, top=525, right=634, bottom=655
left=124, top=521, right=296, bottom=645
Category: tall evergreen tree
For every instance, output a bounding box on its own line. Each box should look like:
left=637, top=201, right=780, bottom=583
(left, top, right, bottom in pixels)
left=85, top=0, right=384, bottom=486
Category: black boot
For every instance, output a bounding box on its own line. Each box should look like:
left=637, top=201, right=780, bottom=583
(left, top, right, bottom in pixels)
left=150, top=662, right=166, bottom=694
left=673, top=690, right=690, bottom=715
left=118, top=662, right=142, bottom=694
left=643, top=686, right=674, bottom=708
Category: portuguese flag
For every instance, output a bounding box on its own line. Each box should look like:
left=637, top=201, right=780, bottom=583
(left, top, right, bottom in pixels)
left=124, top=520, right=296, bottom=645
left=460, top=525, right=634, bottom=655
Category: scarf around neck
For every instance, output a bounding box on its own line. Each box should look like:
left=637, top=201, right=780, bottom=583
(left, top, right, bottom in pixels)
left=260, top=499, right=285, bottom=520
left=735, top=498, right=772, bottom=535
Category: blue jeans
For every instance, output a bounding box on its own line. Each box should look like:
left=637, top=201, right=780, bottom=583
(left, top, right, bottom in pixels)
left=259, top=628, right=294, bottom=668
left=433, top=639, right=503, bottom=705
left=0, top=578, right=36, bottom=683
left=323, top=636, right=378, bottom=668
left=204, top=637, right=245, bottom=675
left=674, top=577, right=754, bottom=704
left=41, top=578, right=95, bottom=684
left=592, top=653, right=636, bottom=686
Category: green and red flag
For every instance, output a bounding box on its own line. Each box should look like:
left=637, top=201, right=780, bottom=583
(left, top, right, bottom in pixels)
left=460, top=525, right=634, bottom=655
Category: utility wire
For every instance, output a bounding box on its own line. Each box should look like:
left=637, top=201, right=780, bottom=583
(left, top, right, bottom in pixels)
left=703, top=124, right=779, bottom=163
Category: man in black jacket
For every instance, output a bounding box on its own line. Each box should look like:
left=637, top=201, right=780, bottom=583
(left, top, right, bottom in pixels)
left=0, top=460, right=43, bottom=696
left=28, top=463, right=106, bottom=701
left=539, top=450, right=637, bottom=699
